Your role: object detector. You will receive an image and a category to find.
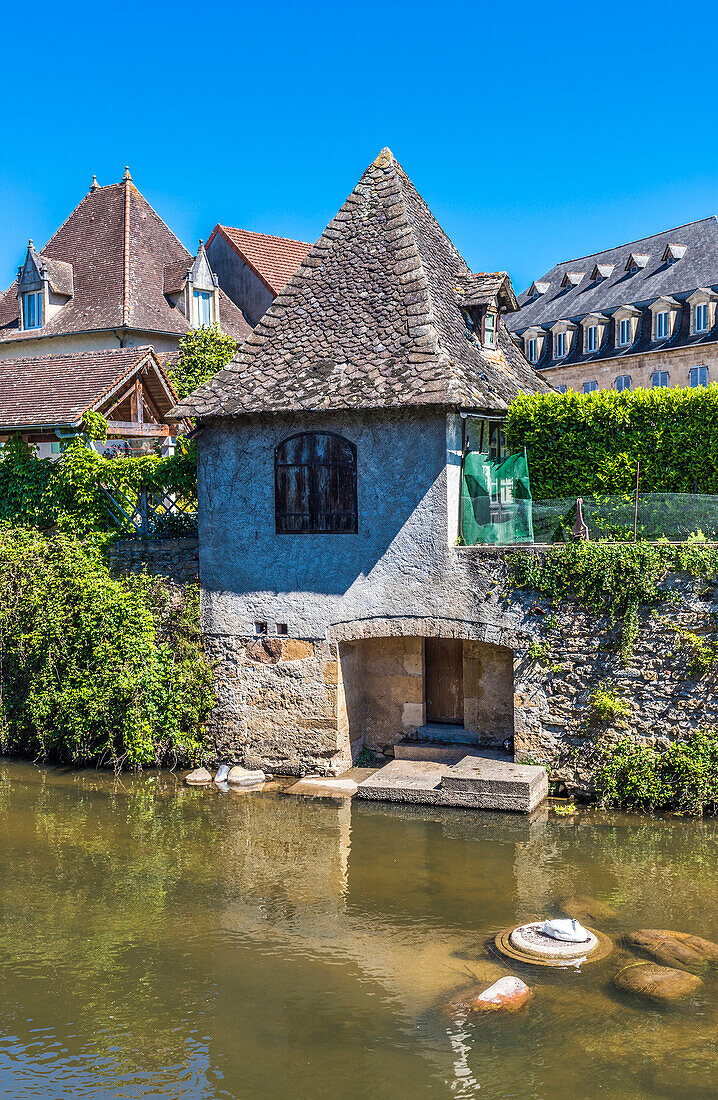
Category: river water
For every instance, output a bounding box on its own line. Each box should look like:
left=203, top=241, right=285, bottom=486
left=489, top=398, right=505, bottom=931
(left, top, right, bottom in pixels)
left=0, top=761, right=716, bottom=1099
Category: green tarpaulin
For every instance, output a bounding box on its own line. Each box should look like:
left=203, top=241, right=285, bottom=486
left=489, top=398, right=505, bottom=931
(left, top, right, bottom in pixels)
left=461, top=451, right=534, bottom=545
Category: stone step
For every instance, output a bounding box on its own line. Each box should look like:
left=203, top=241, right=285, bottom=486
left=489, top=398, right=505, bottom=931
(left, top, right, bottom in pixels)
left=411, top=723, right=478, bottom=745
left=394, top=740, right=510, bottom=765
left=356, top=755, right=548, bottom=814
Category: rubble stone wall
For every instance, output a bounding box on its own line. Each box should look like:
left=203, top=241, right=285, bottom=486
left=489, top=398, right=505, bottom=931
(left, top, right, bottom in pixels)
left=106, top=537, right=199, bottom=583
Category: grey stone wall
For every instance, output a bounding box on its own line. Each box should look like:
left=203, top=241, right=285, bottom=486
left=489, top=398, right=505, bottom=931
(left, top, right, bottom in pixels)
left=105, top=537, right=199, bottom=583
left=207, top=234, right=273, bottom=327
left=197, top=410, right=718, bottom=790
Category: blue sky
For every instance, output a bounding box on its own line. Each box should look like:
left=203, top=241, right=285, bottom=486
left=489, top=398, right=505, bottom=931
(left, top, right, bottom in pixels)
left=2, top=0, right=718, bottom=295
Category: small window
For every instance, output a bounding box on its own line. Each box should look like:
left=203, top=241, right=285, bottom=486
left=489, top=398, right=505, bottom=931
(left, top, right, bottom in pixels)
left=689, top=366, right=708, bottom=388
left=50, top=440, right=61, bottom=455
left=527, top=337, right=537, bottom=363
left=556, top=384, right=568, bottom=394
left=618, top=318, right=631, bottom=346
left=554, top=331, right=566, bottom=358
left=616, top=374, right=632, bottom=392
left=23, top=290, right=42, bottom=330
left=254, top=621, right=267, bottom=635
left=483, top=311, right=497, bottom=347
left=656, top=311, right=669, bottom=339
left=695, top=302, right=708, bottom=333
left=651, top=371, right=669, bottom=388
left=275, top=431, right=357, bottom=534
left=585, top=325, right=597, bottom=353
left=583, top=380, right=598, bottom=393
left=276, top=623, right=288, bottom=636
left=193, top=289, right=213, bottom=327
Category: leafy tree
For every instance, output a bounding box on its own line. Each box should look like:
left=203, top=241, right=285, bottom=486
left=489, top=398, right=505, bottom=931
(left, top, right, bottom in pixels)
left=168, top=324, right=237, bottom=402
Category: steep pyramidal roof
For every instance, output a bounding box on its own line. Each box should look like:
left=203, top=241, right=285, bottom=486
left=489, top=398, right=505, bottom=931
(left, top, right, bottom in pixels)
left=207, top=225, right=312, bottom=295
left=173, top=149, right=550, bottom=418
left=0, top=174, right=251, bottom=344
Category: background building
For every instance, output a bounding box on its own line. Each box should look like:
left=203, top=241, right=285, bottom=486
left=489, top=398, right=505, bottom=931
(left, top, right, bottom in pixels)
left=508, top=217, right=718, bottom=393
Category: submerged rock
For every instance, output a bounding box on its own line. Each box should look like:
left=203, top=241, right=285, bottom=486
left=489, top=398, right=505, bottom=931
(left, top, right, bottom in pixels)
left=285, top=776, right=358, bottom=798
left=185, top=767, right=212, bottom=786
left=623, top=929, right=718, bottom=972
left=557, top=894, right=619, bottom=924
left=445, top=975, right=532, bottom=1016
left=227, top=766, right=266, bottom=788
left=613, top=961, right=703, bottom=1005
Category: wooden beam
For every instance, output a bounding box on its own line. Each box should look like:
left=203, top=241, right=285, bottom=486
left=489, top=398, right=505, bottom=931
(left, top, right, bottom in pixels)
left=106, top=421, right=170, bottom=438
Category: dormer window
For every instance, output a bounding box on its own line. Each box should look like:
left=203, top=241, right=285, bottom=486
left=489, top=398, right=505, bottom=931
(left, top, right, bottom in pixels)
left=555, top=332, right=566, bottom=358
left=193, top=288, right=213, bottom=327
left=585, top=325, right=597, bottom=352
left=591, top=263, right=614, bottom=283
left=22, top=290, right=42, bottom=329
left=625, top=252, right=650, bottom=274
left=618, top=318, right=631, bottom=345
left=695, top=302, right=708, bottom=333
left=663, top=243, right=687, bottom=265
left=527, top=337, right=537, bottom=363
left=561, top=271, right=584, bottom=290
left=483, top=310, right=497, bottom=348
left=656, top=311, right=669, bottom=339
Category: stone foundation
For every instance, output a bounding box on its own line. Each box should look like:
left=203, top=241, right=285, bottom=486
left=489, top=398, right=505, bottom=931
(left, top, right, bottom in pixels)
left=204, top=553, right=718, bottom=796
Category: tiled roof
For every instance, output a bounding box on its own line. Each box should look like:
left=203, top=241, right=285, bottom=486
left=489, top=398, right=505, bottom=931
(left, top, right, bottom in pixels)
left=173, top=149, right=550, bottom=419
left=206, top=225, right=313, bottom=295
left=0, top=346, right=173, bottom=428
left=455, top=272, right=518, bottom=311
left=509, top=216, right=718, bottom=332
left=39, top=255, right=74, bottom=298
left=0, top=178, right=251, bottom=345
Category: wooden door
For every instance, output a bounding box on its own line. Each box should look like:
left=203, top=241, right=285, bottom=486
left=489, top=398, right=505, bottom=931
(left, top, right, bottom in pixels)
left=425, top=638, right=464, bottom=724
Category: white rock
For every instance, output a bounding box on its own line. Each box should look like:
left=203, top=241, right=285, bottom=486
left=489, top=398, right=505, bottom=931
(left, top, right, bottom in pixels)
left=227, top=766, right=266, bottom=788
left=214, top=764, right=230, bottom=784
left=185, top=767, right=212, bottom=786
left=476, top=976, right=531, bottom=1005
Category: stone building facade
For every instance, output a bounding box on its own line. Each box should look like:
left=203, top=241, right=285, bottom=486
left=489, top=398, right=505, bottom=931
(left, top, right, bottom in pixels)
left=509, top=215, right=718, bottom=393
left=172, top=148, right=556, bottom=776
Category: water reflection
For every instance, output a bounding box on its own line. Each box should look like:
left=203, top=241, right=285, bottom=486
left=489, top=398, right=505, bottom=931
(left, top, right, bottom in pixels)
left=0, top=761, right=716, bottom=1098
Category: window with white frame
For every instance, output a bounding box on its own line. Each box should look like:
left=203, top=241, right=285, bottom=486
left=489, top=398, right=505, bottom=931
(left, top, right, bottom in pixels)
left=618, top=317, right=631, bottom=346
left=694, top=302, right=708, bottom=333
left=583, top=380, right=598, bottom=393
left=651, top=371, right=669, bottom=388
left=616, top=374, right=632, bottom=392
left=585, top=325, right=597, bottom=352
left=527, top=337, right=537, bottom=363
left=483, top=311, right=497, bottom=347
left=193, top=289, right=213, bottom=327
left=655, top=311, right=669, bottom=339
left=22, top=290, right=42, bottom=330
left=554, top=331, right=566, bottom=358
left=689, top=366, right=708, bottom=388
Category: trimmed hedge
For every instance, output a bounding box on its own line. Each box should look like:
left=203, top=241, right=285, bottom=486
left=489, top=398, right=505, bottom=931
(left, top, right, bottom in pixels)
left=505, top=387, right=718, bottom=499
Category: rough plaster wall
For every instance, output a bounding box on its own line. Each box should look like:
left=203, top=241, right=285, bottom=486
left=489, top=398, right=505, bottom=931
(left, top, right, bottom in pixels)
left=199, top=409, right=465, bottom=641
left=0, top=329, right=181, bottom=360
left=207, top=235, right=273, bottom=327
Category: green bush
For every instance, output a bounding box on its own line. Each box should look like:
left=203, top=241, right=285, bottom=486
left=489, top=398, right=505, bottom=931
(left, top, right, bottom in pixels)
left=0, top=528, right=213, bottom=770
left=168, top=324, right=237, bottom=402
left=505, top=387, right=718, bottom=499
left=588, top=683, right=630, bottom=725
left=595, top=730, right=718, bottom=815
left=509, top=540, right=718, bottom=657
left=0, top=434, right=197, bottom=535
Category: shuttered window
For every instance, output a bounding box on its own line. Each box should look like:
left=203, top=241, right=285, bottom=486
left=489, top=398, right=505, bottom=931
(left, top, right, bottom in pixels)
left=275, top=432, right=357, bottom=533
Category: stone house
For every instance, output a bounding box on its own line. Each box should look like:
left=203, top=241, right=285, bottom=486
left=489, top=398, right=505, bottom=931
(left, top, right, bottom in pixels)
left=0, top=169, right=250, bottom=455
left=206, top=226, right=312, bottom=326
left=171, top=148, right=558, bottom=776
left=509, top=216, right=718, bottom=393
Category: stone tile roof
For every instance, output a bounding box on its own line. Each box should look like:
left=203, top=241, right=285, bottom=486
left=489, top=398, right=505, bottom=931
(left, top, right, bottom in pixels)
left=207, top=225, right=312, bottom=296
left=510, top=216, right=718, bottom=332
left=455, top=272, right=518, bottom=311
left=0, top=176, right=251, bottom=345
left=173, top=149, right=550, bottom=419
left=0, top=346, right=176, bottom=429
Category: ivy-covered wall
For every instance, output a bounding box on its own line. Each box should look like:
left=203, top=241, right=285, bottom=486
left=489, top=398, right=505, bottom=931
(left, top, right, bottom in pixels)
left=505, top=387, right=718, bottom=498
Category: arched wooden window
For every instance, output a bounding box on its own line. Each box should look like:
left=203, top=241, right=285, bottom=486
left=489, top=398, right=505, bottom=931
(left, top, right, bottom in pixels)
left=275, top=432, right=357, bottom=533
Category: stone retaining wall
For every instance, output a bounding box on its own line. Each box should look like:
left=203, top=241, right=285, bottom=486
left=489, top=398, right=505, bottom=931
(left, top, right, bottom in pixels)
left=105, top=537, right=199, bottom=583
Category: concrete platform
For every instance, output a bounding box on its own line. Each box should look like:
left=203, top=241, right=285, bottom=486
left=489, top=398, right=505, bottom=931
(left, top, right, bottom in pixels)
left=394, top=740, right=510, bottom=765
left=356, top=756, right=548, bottom=814
left=413, top=723, right=478, bottom=745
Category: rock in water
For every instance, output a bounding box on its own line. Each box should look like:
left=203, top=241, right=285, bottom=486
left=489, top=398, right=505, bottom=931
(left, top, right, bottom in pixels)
left=445, top=975, right=532, bottom=1016
left=623, top=929, right=718, bottom=972
left=557, top=894, right=619, bottom=924
left=227, top=766, right=266, bottom=788
left=185, top=767, right=212, bottom=786
left=214, top=764, right=230, bottom=784
left=613, top=962, right=703, bottom=1005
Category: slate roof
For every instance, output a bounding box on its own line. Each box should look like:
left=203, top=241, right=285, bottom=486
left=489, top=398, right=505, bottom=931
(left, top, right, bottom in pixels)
left=0, top=176, right=251, bottom=345
left=508, top=216, right=718, bottom=369
left=510, top=216, right=718, bottom=330
left=206, top=225, right=313, bottom=296
left=0, top=346, right=176, bottom=429
left=173, top=149, right=550, bottom=419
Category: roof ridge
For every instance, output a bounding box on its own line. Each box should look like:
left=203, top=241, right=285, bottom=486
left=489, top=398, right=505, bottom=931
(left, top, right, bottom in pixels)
left=557, top=215, right=718, bottom=267
left=122, top=175, right=131, bottom=326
